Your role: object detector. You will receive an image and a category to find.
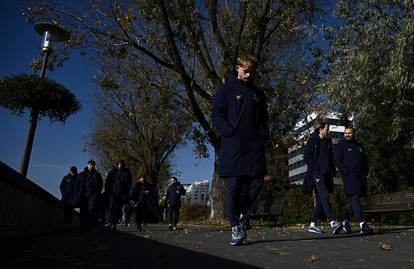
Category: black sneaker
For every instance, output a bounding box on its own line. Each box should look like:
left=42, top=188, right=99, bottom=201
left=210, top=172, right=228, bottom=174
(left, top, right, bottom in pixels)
left=342, top=220, right=353, bottom=234
left=360, top=223, right=373, bottom=235
left=331, top=221, right=343, bottom=235
left=168, top=224, right=173, bottom=230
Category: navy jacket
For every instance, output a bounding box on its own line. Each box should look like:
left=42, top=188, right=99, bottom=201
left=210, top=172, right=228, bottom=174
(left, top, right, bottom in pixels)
left=165, top=182, right=186, bottom=206
left=104, top=167, right=132, bottom=201
left=78, top=168, right=103, bottom=206
left=302, top=133, right=335, bottom=194
left=59, top=173, right=80, bottom=206
left=334, top=139, right=368, bottom=196
left=212, top=73, right=269, bottom=177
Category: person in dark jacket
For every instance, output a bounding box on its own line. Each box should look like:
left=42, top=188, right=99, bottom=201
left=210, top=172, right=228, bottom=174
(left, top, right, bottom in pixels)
left=77, top=160, right=103, bottom=228
left=334, top=127, right=373, bottom=235
left=212, top=55, right=269, bottom=246
left=104, top=160, right=132, bottom=230
left=59, top=166, right=79, bottom=227
left=165, top=177, right=186, bottom=230
left=303, top=121, right=343, bottom=235
left=130, top=174, right=159, bottom=231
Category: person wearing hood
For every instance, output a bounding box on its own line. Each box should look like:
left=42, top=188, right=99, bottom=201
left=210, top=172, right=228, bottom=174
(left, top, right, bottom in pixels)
left=212, top=55, right=269, bottom=246
left=77, top=160, right=103, bottom=227
left=334, top=127, right=373, bottom=235
left=303, top=121, right=343, bottom=235
left=59, top=166, right=79, bottom=228
left=104, top=160, right=132, bottom=230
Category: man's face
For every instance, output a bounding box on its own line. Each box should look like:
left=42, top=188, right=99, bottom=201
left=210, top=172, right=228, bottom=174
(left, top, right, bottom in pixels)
left=87, top=163, right=94, bottom=172
left=236, top=64, right=255, bottom=82
left=319, top=124, right=330, bottom=138
left=117, top=163, right=122, bottom=169
left=344, top=128, right=353, bottom=141
left=139, top=177, right=145, bottom=183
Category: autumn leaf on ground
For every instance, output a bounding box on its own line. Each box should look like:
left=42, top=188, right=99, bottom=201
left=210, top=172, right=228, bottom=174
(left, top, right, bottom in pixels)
left=271, top=250, right=291, bottom=255
left=306, top=255, right=319, bottom=262
left=408, top=258, right=414, bottom=264
left=378, top=241, right=392, bottom=251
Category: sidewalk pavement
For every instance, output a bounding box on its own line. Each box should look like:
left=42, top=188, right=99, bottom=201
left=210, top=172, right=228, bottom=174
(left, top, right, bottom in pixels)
left=1, top=224, right=413, bottom=268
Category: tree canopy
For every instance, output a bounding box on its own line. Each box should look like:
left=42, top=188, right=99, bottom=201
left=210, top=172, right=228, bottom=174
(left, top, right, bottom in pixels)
left=0, top=74, right=81, bottom=123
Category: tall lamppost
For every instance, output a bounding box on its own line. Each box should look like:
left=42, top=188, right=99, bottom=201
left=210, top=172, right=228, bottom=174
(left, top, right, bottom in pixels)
left=20, top=23, right=70, bottom=177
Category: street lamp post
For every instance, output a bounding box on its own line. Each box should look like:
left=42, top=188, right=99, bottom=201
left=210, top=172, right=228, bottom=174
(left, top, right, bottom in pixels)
left=20, top=23, right=70, bottom=177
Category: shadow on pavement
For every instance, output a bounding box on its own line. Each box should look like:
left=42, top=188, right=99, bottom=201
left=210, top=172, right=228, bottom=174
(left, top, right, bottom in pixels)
left=247, top=226, right=414, bottom=246
left=0, top=229, right=261, bottom=269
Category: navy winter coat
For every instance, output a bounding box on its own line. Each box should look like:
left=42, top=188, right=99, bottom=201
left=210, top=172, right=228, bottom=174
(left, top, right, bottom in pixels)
left=78, top=168, right=103, bottom=209
left=212, top=73, right=269, bottom=177
left=105, top=168, right=132, bottom=201
left=59, top=173, right=80, bottom=206
left=302, top=133, right=335, bottom=194
left=334, top=139, right=369, bottom=196
left=165, top=182, right=186, bottom=206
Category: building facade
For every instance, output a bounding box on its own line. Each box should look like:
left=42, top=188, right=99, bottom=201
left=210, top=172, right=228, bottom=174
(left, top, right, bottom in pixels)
left=288, top=112, right=350, bottom=185
left=181, top=180, right=210, bottom=206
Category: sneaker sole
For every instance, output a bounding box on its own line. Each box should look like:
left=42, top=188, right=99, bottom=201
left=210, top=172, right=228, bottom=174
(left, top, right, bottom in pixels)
left=308, top=229, right=322, bottom=234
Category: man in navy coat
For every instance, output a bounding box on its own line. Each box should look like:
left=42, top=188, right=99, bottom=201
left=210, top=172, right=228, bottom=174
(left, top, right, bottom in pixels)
left=104, top=160, right=132, bottom=230
left=303, top=121, right=343, bottom=235
left=59, top=166, right=79, bottom=228
left=212, top=55, right=269, bottom=246
left=334, top=127, right=373, bottom=234
left=165, top=176, right=186, bottom=230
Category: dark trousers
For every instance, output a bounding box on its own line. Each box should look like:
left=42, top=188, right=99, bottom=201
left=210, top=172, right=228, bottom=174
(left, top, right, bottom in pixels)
left=135, top=203, right=148, bottom=226
left=343, top=195, right=364, bottom=222
left=167, top=204, right=180, bottom=226
left=63, top=204, right=74, bottom=225
left=105, top=195, right=122, bottom=225
left=224, top=176, right=264, bottom=227
left=311, top=173, right=335, bottom=222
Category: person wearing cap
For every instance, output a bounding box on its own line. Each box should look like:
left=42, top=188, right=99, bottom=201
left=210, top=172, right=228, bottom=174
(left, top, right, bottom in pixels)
left=77, top=160, right=103, bottom=228
left=59, top=166, right=79, bottom=229
left=303, top=121, right=343, bottom=235
left=164, top=176, right=186, bottom=230
left=104, top=160, right=132, bottom=230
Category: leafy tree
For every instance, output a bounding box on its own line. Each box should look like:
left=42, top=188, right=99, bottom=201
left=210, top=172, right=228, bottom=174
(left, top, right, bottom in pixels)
left=324, top=0, right=414, bottom=192
left=88, top=56, right=192, bottom=196
left=0, top=74, right=80, bottom=122
left=24, top=0, right=324, bottom=219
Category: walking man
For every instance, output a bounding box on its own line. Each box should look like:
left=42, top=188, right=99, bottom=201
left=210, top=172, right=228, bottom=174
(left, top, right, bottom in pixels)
left=59, top=166, right=80, bottom=229
left=334, top=127, right=373, bottom=234
left=165, top=177, right=186, bottom=231
left=303, top=121, right=343, bottom=235
left=212, top=55, right=269, bottom=245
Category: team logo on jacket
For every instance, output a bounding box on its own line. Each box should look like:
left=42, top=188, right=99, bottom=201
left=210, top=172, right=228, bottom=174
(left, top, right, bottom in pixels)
left=358, top=147, right=363, bottom=152
left=235, top=95, right=242, bottom=100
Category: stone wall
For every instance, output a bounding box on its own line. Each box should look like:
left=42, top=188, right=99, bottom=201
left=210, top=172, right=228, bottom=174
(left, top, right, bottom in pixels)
left=0, top=161, right=74, bottom=238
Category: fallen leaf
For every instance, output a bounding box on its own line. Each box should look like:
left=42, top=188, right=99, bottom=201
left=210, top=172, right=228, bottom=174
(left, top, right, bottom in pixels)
left=144, top=235, right=151, bottom=238
left=307, top=255, right=320, bottom=262
left=408, top=258, right=414, bottom=264
left=378, top=242, right=392, bottom=251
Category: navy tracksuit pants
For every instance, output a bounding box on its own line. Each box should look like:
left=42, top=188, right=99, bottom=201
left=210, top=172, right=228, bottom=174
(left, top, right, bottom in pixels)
left=310, top=173, right=335, bottom=223
left=224, top=176, right=264, bottom=227
left=343, top=195, right=364, bottom=222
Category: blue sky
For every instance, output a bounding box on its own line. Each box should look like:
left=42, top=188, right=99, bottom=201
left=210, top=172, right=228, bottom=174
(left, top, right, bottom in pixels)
left=0, top=1, right=214, bottom=198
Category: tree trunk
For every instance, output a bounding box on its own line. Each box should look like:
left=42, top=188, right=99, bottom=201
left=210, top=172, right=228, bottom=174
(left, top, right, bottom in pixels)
left=209, top=150, right=226, bottom=222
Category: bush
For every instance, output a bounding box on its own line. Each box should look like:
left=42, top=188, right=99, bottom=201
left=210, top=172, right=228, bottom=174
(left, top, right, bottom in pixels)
left=179, top=204, right=210, bottom=223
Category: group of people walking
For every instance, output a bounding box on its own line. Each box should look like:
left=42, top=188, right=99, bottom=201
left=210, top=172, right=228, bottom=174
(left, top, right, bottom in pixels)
left=212, top=54, right=373, bottom=246
left=59, top=160, right=186, bottom=231
left=61, top=54, right=373, bottom=246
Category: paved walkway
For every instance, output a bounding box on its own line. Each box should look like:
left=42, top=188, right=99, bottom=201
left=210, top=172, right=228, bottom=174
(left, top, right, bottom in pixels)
left=1, top=224, right=414, bottom=268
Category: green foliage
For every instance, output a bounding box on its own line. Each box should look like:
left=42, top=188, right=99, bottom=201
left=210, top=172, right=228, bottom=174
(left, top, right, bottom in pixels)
left=0, top=74, right=80, bottom=122
left=324, top=0, right=414, bottom=192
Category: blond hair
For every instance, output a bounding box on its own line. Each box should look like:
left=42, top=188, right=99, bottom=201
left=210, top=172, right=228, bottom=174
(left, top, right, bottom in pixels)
left=236, top=55, right=257, bottom=69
